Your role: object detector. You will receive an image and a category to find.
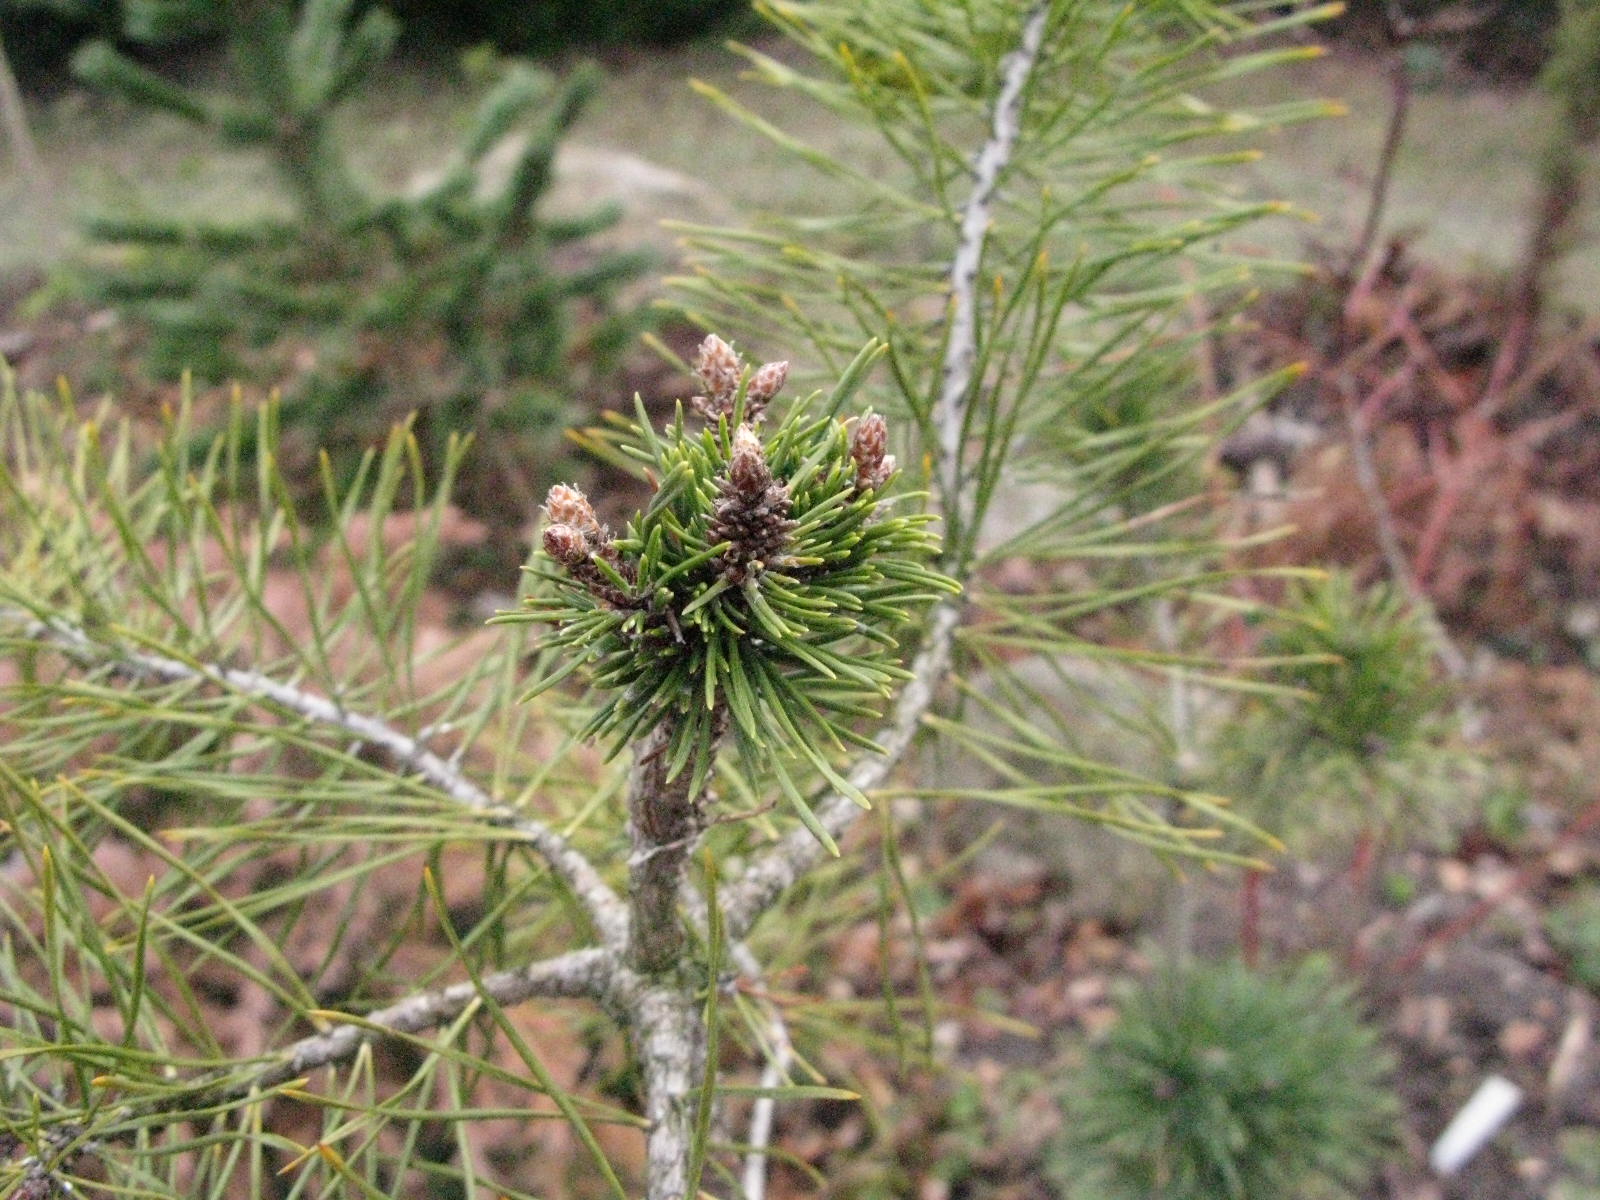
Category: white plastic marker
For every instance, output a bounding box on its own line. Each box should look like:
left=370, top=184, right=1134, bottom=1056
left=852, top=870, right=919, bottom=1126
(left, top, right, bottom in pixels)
left=1429, top=1075, right=1524, bottom=1175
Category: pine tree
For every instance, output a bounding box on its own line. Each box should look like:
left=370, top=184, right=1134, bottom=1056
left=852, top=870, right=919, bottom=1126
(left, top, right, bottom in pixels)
left=71, top=0, right=652, bottom=519
left=0, top=3, right=1362, bottom=1197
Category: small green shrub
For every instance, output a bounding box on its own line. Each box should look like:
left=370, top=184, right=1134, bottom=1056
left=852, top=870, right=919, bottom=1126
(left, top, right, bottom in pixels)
left=1548, top=889, right=1600, bottom=992
left=1211, top=571, right=1468, bottom=848
left=1263, top=573, right=1442, bottom=759
left=70, top=0, right=653, bottom=521
left=1049, top=957, right=1398, bottom=1200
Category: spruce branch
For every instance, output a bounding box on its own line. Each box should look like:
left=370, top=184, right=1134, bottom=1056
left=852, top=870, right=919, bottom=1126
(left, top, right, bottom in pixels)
left=2, top=608, right=629, bottom=949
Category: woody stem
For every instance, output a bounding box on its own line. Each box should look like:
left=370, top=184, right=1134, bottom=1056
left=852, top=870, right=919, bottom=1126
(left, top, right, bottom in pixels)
left=626, top=717, right=711, bottom=976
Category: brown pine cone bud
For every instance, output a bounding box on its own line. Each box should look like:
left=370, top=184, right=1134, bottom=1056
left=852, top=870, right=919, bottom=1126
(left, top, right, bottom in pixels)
left=712, top=425, right=795, bottom=582
left=728, top=425, right=770, bottom=496
left=543, top=522, right=590, bottom=567
left=745, top=359, right=789, bottom=420
left=692, top=334, right=743, bottom=418
left=545, top=523, right=636, bottom=607
left=850, top=413, right=897, bottom=491
left=543, top=482, right=602, bottom=540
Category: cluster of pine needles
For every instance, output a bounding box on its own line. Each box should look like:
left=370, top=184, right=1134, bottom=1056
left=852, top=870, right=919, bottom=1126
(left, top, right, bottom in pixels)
left=499, top=338, right=958, bottom=848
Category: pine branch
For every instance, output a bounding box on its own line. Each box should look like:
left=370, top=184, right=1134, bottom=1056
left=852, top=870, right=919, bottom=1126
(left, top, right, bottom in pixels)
left=730, top=942, right=793, bottom=1200
left=720, top=3, right=1050, bottom=939
left=69, top=948, right=615, bottom=1141
left=935, top=1, right=1050, bottom=557
left=3, top=608, right=629, bottom=949
left=0, top=8, right=1345, bottom=1197
left=207, top=947, right=613, bottom=1104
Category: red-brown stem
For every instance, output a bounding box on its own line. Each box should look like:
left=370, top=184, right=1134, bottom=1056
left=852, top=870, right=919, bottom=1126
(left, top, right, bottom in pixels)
left=1410, top=455, right=1465, bottom=588
left=1240, top=868, right=1264, bottom=968
left=1349, top=826, right=1378, bottom=893
left=1344, top=24, right=1410, bottom=291
left=1344, top=826, right=1379, bottom=972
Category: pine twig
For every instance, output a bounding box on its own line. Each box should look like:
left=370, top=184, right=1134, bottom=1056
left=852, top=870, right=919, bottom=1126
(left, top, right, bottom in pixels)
left=206, top=948, right=614, bottom=1104
left=4, top=609, right=630, bottom=948
left=934, top=0, right=1050, bottom=553
left=732, top=944, right=795, bottom=1200
left=722, top=2, right=1050, bottom=939
left=75, top=948, right=615, bottom=1137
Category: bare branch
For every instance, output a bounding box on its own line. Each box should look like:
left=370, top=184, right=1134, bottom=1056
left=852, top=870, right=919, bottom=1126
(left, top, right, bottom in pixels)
left=243, top=948, right=614, bottom=1096
left=4, top=610, right=629, bottom=948
left=721, top=5, right=1049, bottom=939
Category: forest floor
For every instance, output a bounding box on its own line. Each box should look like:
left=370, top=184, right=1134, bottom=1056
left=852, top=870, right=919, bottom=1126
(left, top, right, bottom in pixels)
left=3, top=29, right=1600, bottom=1200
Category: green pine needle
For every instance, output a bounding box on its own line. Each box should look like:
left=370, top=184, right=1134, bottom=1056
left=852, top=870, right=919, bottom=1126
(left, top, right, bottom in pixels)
left=504, top=370, right=958, bottom=815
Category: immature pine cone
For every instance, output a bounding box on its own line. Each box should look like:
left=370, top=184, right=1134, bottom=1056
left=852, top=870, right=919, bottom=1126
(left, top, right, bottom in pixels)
left=543, top=482, right=604, bottom=541
left=542, top=522, right=590, bottom=567
left=541, top=484, right=635, bottom=607
left=710, top=425, right=795, bottom=582
left=691, top=334, right=743, bottom=420
left=744, top=359, right=789, bottom=422
left=850, top=413, right=897, bottom=492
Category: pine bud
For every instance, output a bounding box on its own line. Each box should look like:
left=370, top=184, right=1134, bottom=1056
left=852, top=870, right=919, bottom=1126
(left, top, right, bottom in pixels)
left=692, top=334, right=743, bottom=418
left=728, top=425, right=770, bottom=496
left=850, top=413, right=897, bottom=491
left=745, top=360, right=789, bottom=420
left=712, top=424, right=795, bottom=582
left=543, top=522, right=590, bottom=567
left=543, top=482, right=602, bottom=539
